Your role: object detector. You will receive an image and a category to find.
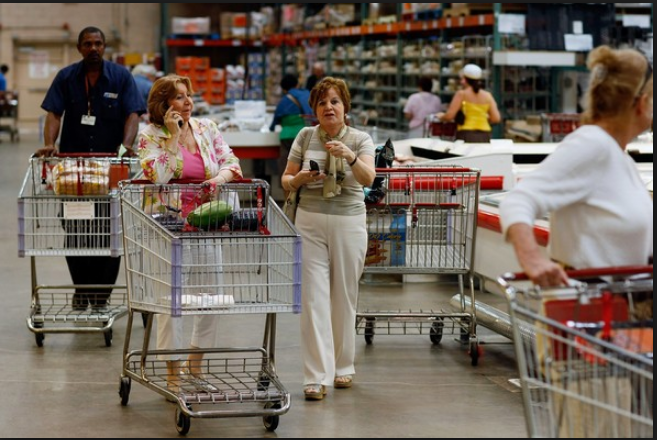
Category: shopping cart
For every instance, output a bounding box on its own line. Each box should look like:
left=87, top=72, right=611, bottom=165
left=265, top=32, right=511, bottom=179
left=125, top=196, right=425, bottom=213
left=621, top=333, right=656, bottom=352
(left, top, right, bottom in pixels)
left=424, top=114, right=457, bottom=141
left=118, top=179, right=301, bottom=435
left=356, top=166, right=482, bottom=365
left=17, top=154, right=141, bottom=347
left=540, top=113, right=581, bottom=142
left=501, top=266, right=653, bottom=438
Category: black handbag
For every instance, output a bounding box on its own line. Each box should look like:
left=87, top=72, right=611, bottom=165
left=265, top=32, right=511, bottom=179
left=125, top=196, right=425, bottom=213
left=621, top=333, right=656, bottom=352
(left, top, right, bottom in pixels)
left=455, top=108, right=466, bottom=125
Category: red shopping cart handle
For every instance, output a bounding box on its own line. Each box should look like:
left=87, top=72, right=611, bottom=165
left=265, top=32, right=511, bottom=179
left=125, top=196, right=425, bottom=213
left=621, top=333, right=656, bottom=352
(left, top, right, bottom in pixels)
left=503, top=265, right=653, bottom=281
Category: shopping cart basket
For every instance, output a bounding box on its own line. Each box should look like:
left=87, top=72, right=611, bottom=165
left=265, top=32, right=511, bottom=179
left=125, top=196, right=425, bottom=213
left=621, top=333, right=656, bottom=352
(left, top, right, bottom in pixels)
left=356, top=166, right=482, bottom=365
left=540, top=113, right=581, bottom=142
left=424, top=114, right=457, bottom=141
left=501, top=266, right=653, bottom=438
left=17, top=154, right=141, bottom=347
left=118, top=179, right=301, bottom=435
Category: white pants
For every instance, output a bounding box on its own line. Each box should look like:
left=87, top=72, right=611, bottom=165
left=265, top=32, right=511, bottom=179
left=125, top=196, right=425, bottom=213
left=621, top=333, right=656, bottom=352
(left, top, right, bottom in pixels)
left=296, top=209, right=367, bottom=386
left=156, top=240, right=223, bottom=361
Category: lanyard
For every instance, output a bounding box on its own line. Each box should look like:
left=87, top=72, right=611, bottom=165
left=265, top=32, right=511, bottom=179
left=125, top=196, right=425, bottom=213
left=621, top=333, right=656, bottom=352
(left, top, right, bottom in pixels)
left=84, top=75, right=93, bottom=116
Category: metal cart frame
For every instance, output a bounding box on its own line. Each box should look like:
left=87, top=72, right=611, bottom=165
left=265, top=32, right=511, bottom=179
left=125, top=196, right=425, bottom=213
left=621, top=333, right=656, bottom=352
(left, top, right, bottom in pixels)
left=17, top=155, right=140, bottom=347
left=424, top=114, right=457, bottom=141
left=501, top=266, right=653, bottom=438
left=540, top=113, right=581, bottom=142
left=118, top=179, right=301, bottom=435
left=356, top=166, right=482, bottom=365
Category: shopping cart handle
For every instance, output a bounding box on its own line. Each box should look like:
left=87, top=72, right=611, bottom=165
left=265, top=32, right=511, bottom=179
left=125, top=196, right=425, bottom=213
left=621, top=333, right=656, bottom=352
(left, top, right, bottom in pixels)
left=502, top=265, right=653, bottom=282
left=54, top=152, right=117, bottom=158
left=119, top=178, right=264, bottom=186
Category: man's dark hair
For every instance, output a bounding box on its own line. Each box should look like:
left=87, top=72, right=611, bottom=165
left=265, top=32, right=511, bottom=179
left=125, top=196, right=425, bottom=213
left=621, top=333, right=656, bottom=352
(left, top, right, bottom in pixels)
left=419, top=76, right=433, bottom=93
left=78, top=26, right=106, bottom=45
left=280, top=74, right=299, bottom=92
left=0, top=64, right=8, bottom=74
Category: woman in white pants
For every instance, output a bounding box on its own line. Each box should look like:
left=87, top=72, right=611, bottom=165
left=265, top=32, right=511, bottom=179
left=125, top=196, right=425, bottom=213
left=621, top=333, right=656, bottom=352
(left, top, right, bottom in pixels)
left=281, top=77, right=376, bottom=400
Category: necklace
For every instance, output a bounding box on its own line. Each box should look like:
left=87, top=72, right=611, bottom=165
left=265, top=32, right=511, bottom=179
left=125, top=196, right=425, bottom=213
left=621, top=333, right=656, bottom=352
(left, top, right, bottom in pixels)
left=180, top=125, right=196, bottom=152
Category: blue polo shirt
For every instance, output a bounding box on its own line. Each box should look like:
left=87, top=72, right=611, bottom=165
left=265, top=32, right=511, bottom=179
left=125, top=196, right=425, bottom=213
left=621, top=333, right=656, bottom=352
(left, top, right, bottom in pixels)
left=41, top=60, right=146, bottom=153
left=269, top=88, right=312, bottom=139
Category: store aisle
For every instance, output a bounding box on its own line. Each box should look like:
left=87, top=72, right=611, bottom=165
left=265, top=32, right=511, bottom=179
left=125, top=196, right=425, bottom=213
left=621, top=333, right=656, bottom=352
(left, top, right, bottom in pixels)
left=0, top=134, right=526, bottom=438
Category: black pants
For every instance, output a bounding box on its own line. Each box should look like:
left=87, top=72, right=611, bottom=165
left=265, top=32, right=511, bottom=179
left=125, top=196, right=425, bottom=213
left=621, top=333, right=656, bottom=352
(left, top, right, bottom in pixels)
left=456, top=130, right=491, bottom=143
left=62, top=201, right=120, bottom=308
left=65, top=255, right=121, bottom=307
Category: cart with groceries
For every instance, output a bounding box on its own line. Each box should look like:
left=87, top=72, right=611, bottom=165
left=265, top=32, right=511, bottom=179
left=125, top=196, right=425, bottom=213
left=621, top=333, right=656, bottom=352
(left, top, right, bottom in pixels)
left=17, top=153, right=140, bottom=347
left=356, top=165, right=482, bottom=365
left=500, top=266, right=653, bottom=438
left=118, top=178, right=301, bottom=435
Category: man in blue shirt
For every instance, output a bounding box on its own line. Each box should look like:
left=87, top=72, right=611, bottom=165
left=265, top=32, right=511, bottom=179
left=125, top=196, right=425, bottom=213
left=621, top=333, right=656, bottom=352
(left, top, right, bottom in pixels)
left=131, top=63, right=157, bottom=108
left=37, top=26, right=145, bottom=312
left=39, top=26, right=145, bottom=157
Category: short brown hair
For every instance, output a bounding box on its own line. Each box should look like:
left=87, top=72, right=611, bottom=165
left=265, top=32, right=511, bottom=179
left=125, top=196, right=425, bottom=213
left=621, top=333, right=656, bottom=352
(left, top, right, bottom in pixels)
left=309, top=76, right=351, bottom=117
left=147, top=74, right=194, bottom=125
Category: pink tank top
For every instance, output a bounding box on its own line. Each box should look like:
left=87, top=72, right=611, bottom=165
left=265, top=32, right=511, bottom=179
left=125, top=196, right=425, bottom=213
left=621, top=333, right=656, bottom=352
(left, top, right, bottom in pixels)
left=180, top=148, right=206, bottom=216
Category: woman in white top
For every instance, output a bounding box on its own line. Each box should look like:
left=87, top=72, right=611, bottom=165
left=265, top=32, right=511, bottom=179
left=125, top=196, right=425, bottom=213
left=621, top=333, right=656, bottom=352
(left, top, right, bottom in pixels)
left=500, top=45, right=653, bottom=287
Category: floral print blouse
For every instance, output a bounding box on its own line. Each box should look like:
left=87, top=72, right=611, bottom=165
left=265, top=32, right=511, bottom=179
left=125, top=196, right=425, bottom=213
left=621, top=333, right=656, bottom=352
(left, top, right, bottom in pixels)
left=137, top=117, right=242, bottom=184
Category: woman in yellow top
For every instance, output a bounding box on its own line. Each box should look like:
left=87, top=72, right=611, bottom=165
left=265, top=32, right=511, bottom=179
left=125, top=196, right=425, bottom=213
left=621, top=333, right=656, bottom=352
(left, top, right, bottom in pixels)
left=438, top=64, right=501, bottom=143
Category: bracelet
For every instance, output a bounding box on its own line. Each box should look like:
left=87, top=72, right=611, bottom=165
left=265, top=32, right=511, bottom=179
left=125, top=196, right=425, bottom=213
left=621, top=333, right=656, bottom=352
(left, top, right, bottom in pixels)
left=348, top=155, right=358, bottom=167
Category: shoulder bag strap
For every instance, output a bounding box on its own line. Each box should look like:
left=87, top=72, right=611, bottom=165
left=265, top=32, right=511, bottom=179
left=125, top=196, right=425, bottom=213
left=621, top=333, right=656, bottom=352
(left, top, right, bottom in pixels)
left=287, top=93, right=303, bottom=113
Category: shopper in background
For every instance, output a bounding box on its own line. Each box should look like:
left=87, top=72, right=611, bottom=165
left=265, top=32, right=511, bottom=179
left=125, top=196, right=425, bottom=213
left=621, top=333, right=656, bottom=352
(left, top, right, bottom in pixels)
left=500, top=46, right=653, bottom=287
left=305, top=61, right=325, bottom=91
left=138, top=74, right=242, bottom=394
left=403, top=76, right=442, bottom=139
left=132, top=63, right=158, bottom=110
left=270, top=73, right=313, bottom=195
left=437, top=63, right=500, bottom=143
left=0, top=64, right=8, bottom=91
left=37, top=26, right=145, bottom=312
left=281, top=77, right=376, bottom=400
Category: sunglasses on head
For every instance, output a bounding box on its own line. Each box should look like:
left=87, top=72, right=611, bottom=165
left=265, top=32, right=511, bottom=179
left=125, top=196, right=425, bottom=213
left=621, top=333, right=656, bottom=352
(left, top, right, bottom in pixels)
left=636, top=53, right=653, bottom=99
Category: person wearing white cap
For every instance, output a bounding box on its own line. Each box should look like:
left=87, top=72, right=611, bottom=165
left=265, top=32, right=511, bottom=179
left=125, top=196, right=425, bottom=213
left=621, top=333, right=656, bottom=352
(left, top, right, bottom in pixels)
left=437, top=63, right=500, bottom=142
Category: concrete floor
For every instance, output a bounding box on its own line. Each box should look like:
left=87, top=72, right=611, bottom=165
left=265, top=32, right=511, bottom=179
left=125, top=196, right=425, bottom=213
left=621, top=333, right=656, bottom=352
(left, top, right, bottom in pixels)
left=0, top=132, right=527, bottom=438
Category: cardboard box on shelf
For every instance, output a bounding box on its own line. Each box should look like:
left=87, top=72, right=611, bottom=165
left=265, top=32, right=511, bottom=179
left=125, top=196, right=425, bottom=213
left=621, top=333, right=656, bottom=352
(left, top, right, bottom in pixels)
left=171, top=17, right=211, bottom=35
left=505, top=118, right=543, bottom=142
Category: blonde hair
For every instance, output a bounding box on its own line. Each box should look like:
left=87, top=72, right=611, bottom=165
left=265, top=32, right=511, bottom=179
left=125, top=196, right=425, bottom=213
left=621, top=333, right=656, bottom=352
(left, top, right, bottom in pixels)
left=582, top=45, right=653, bottom=124
left=309, top=76, right=351, bottom=117
left=147, top=74, right=194, bottom=125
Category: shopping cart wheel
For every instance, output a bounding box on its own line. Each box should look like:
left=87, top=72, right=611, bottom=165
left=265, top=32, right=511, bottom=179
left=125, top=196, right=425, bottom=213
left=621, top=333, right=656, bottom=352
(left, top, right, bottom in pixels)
left=429, top=318, right=444, bottom=345
left=175, top=406, right=191, bottom=435
left=104, top=328, right=113, bottom=347
left=263, top=401, right=281, bottom=432
left=35, top=333, right=45, bottom=347
left=119, top=377, right=131, bottom=406
left=469, top=340, right=481, bottom=367
left=364, top=318, right=375, bottom=345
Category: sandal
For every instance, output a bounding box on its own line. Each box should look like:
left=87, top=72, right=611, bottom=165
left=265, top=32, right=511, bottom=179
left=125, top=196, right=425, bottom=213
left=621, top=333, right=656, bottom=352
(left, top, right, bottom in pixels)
left=304, top=383, right=327, bottom=401
left=334, top=375, right=353, bottom=389
left=181, top=363, right=219, bottom=393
